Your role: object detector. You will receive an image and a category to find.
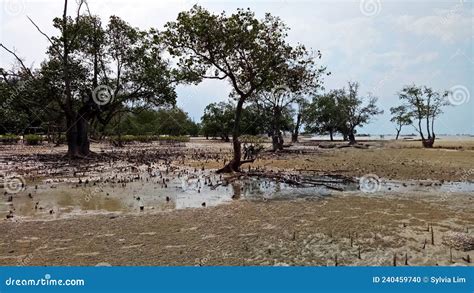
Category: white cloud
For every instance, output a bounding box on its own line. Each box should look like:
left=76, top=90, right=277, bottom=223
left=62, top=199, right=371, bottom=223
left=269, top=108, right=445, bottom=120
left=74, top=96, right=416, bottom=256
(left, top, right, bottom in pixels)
left=393, top=13, right=472, bottom=43
left=365, top=51, right=439, bottom=70
left=0, top=0, right=471, bottom=134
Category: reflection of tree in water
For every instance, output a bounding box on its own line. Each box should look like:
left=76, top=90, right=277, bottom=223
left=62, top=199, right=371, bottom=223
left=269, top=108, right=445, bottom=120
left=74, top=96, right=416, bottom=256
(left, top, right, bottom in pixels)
left=231, top=182, right=242, bottom=200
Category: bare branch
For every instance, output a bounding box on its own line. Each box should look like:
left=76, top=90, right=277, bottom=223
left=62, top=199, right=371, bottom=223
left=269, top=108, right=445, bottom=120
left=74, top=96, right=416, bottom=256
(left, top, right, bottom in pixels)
left=0, top=43, right=34, bottom=78
left=26, top=16, right=63, bottom=58
left=202, top=74, right=228, bottom=80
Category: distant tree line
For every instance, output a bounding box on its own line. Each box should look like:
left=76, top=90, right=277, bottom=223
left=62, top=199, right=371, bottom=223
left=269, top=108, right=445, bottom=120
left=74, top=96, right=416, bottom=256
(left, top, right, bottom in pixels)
left=104, top=107, right=200, bottom=138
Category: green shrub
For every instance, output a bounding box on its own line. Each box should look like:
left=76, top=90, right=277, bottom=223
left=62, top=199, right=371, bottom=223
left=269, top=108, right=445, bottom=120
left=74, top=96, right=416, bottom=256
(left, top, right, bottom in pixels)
left=57, top=134, right=67, bottom=144
left=120, top=135, right=136, bottom=143
left=0, top=134, right=20, bottom=145
left=108, top=134, right=189, bottom=144
left=24, top=134, right=43, bottom=145
left=136, top=135, right=156, bottom=143
left=49, top=133, right=66, bottom=145
left=157, top=136, right=190, bottom=143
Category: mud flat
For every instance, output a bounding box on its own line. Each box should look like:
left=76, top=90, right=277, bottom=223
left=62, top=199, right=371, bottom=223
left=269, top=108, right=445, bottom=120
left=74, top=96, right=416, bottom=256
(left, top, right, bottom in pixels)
left=0, top=138, right=473, bottom=266
left=0, top=193, right=472, bottom=266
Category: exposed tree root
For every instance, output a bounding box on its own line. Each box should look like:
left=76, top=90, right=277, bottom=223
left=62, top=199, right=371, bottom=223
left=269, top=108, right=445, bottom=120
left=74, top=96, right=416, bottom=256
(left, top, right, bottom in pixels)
left=213, top=169, right=356, bottom=191
left=216, top=158, right=256, bottom=174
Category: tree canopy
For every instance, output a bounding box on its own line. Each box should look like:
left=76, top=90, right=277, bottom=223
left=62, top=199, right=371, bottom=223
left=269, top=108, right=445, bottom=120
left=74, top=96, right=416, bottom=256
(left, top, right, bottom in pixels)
left=396, top=85, right=450, bottom=147
left=163, top=5, right=325, bottom=171
left=1, top=0, right=178, bottom=156
left=305, top=82, right=382, bottom=143
left=389, top=105, right=412, bottom=140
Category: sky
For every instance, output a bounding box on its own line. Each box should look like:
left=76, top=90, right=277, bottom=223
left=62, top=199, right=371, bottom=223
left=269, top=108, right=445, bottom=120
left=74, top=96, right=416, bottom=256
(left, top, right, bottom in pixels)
left=0, top=0, right=473, bottom=135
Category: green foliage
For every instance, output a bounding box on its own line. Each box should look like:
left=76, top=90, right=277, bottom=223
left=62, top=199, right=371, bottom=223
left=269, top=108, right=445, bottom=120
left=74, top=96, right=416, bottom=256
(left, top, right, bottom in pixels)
left=51, top=133, right=67, bottom=144
left=200, top=102, right=235, bottom=140
left=153, top=108, right=198, bottom=136
left=305, top=90, right=345, bottom=136
left=305, top=82, right=382, bottom=141
left=1, top=5, right=178, bottom=155
left=108, top=108, right=199, bottom=137
left=240, top=103, right=273, bottom=136
left=110, top=135, right=189, bottom=144
left=163, top=5, right=307, bottom=166
left=158, top=136, right=190, bottom=143
left=200, top=101, right=281, bottom=139
left=396, top=84, right=450, bottom=141
left=390, top=105, right=412, bottom=124
left=0, top=134, right=20, bottom=144
left=162, top=5, right=293, bottom=93
left=0, top=69, right=58, bottom=135
left=390, top=105, right=412, bottom=137
left=340, top=82, right=383, bottom=133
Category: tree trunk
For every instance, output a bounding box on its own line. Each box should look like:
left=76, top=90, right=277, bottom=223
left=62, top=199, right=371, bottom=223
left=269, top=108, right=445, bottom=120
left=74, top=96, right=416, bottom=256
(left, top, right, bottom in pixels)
left=76, top=115, right=90, bottom=156
left=416, top=117, right=433, bottom=148
left=272, top=133, right=279, bottom=151
left=278, top=131, right=284, bottom=148
left=217, top=98, right=246, bottom=173
left=422, top=134, right=435, bottom=148
left=272, top=131, right=284, bottom=151
left=395, top=128, right=401, bottom=140
left=62, top=0, right=91, bottom=158
left=348, top=132, right=356, bottom=145
left=65, top=104, right=91, bottom=157
left=329, top=130, right=334, bottom=141
left=272, top=107, right=284, bottom=152
left=291, top=112, right=302, bottom=143
left=66, top=114, right=79, bottom=157
left=291, top=133, right=297, bottom=143
left=426, top=111, right=431, bottom=139
left=418, top=117, right=425, bottom=141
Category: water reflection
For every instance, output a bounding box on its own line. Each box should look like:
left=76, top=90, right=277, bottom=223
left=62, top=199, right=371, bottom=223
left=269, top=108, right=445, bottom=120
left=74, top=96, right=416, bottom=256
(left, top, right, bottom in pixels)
left=2, top=172, right=473, bottom=220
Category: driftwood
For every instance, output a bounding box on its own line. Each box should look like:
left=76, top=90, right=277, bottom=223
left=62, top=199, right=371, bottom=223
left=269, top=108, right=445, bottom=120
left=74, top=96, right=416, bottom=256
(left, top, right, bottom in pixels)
left=336, top=144, right=369, bottom=149
left=318, top=144, right=337, bottom=149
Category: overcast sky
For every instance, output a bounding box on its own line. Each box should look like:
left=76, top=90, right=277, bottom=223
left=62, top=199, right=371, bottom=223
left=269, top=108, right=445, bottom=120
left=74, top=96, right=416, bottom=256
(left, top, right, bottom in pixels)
left=1, top=0, right=473, bottom=135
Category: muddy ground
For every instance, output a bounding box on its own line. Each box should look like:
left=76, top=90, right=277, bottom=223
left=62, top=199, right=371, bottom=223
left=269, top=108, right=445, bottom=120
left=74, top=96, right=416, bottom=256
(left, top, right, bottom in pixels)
left=0, top=137, right=473, bottom=266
